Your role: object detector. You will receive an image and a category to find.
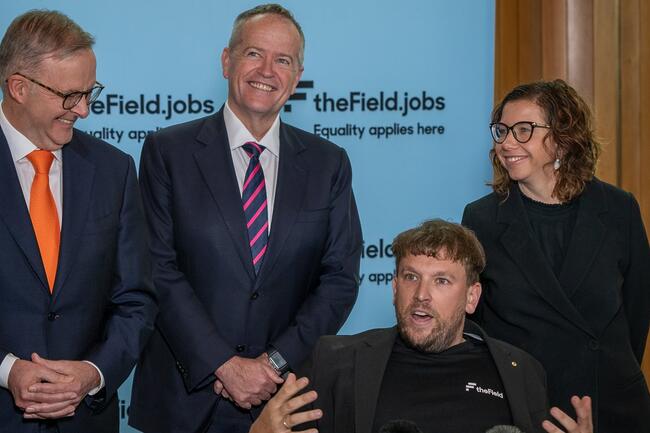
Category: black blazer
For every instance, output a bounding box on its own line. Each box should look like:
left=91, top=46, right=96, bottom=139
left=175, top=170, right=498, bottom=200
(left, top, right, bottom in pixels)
left=129, top=109, right=362, bottom=433
left=300, top=321, right=549, bottom=433
left=0, top=130, right=157, bottom=433
left=462, top=179, right=650, bottom=433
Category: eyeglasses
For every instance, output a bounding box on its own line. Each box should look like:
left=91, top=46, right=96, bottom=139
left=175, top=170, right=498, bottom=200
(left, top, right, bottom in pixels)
left=12, top=72, right=104, bottom=110
left=490, top=121, right=551, bottom=144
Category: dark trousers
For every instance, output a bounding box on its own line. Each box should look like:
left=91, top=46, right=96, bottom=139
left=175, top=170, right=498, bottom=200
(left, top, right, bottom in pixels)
left=205, top=399, right=254, bottom=433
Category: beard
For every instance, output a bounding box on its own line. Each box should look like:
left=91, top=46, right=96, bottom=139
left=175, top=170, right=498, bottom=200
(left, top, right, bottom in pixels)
left=395, top=299, right=466, bottom=353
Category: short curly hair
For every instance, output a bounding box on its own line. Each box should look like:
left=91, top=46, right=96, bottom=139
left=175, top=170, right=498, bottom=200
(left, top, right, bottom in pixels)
left=392, top=219, right=486, bottom=286
left=489, top=79, right=601, bottom=202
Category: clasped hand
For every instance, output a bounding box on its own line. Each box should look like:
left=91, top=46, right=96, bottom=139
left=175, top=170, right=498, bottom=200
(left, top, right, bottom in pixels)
left=7, top=353, right=101, bottom=419
left=214, top=353, right=284, bottom=409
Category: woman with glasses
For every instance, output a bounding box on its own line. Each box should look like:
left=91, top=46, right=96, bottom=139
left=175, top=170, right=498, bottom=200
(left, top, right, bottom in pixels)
left=462, top=79, right=650, bottom=433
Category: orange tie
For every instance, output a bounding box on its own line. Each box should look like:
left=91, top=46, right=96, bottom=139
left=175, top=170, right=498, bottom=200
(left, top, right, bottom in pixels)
left=26, top=150, right=60, bottom=292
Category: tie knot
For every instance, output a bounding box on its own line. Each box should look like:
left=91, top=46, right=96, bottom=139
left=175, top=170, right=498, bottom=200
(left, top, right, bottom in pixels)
left=27, top=150, right=55, bottom=174
left=242, top=142, right=265, bottom=159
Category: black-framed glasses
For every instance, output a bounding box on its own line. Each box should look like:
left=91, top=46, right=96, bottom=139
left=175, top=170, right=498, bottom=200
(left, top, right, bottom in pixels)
left=12, top=72, right=104, bottom=110
left=490, top=121, right=551, bottom=144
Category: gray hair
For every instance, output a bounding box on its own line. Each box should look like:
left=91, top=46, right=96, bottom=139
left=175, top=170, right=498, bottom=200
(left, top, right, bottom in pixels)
left=0, top=10, right=94, bottom=94
left=228, top=3, right=304, bottom=65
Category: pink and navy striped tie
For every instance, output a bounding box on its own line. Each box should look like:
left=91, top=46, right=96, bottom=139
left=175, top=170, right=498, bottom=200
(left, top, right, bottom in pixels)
left=242, top=142, right=268, bottom=274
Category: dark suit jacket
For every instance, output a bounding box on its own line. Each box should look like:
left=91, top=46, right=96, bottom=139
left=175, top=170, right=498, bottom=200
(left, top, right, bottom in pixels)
left=0, top=129, right=157, bottom=433
left=462, top=179, right=650, bottom=433
left=129, top=109, right=362, bottom=433
left=300, top=321, right=549, bottom=433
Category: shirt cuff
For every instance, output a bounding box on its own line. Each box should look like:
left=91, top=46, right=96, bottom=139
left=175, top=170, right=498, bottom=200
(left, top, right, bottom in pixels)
left=0, top=353, right=19, bottom=389
left=82, top=360, right=105, bottom=396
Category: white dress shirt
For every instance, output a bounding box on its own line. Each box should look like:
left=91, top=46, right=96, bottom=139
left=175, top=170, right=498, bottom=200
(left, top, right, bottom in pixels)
left=223, top=102, right=280, bottom=229
left=0, top=101, right=104, bottom=394
left=0, top=103, right=63, bottom=223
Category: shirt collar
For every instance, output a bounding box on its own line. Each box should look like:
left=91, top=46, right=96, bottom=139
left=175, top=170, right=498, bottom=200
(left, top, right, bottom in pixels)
left=223, top=101, right=280, bottom=157
left=0, top=101, right=62, bottom=163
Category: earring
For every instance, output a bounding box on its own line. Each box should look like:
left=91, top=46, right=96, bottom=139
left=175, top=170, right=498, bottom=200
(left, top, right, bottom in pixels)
left=554, top=158, right=561, bottom=170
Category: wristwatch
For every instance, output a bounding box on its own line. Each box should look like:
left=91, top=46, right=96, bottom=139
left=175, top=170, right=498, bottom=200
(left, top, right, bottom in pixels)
left=267, top=348, right=290, bottom=376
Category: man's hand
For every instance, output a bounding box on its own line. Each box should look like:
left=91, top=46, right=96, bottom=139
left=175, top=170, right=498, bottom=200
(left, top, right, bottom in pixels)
left=542, top=396, right=593, bottom=433
left=250, top=373, right=321, bottom=433
left=7, top=356, right=74, bottom=417
left=213, top=379, right=232, bottom=400
left=22, top=353, right=101, bottom=419
left=215, top=354, right=283, bottom=409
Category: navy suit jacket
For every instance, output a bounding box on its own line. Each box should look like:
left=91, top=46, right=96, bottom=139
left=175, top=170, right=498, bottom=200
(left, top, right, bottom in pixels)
left=129, top=109, right=362, bottom=433
left=300, top=321, right=549, bottom=433
left=0, top=129, right=157, bottom=433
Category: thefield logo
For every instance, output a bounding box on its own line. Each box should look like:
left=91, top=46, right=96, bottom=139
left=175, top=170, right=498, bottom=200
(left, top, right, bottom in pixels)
left=90, top=93, right=215, bottom=120
left=283, top=79, right=446, bottom=117
left=313, top=90, right=445, bottom=116
left=465, top=382, right=504, bottom=399
left=284, top=80, right=314, bottom=112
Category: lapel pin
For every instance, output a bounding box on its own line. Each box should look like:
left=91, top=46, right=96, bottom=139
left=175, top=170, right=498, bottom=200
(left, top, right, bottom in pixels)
left=511, top=361, right=518, bottom=367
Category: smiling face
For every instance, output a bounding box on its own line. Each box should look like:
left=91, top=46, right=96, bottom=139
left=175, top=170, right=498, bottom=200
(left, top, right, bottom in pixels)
left=393, top=253, right=481, bottom=353
left=8, top=48, right=96, bottom=151
left=495, top=99, right=558, bottom=198
left=221, top=13, right=303, bottom=136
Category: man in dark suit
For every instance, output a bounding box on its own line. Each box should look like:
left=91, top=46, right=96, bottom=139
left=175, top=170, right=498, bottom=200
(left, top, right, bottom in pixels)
left=129, top=4, right=362, bottom=433
left=0, top=10, right=157, bottom=433
left=299, top=220, right=592, bottom=433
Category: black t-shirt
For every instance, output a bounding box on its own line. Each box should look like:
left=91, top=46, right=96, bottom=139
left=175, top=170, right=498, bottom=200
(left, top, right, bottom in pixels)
left=371, top=334, right=513, bottom=433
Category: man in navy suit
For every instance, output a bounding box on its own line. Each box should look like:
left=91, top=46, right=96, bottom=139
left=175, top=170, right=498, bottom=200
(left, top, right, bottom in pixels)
left=129, top=4, right=362, bottom=433
left=0, top=10, right=156, bottom=433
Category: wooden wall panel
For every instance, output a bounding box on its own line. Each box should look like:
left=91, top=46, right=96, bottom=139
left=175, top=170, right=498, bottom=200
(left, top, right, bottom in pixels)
left=640, top=0, right=650, bottom=382
left=641, top=0, right=650, bottom=209
left=494, top=1, right=517, bottom=102
left=541, top=0, right=567, bottom=79
left=622, top=0, right=650, bottom=212
left=619, top=0, right=650, bottom=379
left=516, top=0, right=542, bottom=87
left=494, top=0, right=543, bottom=101
left=592, top=0, right=619, bottom=185
left=620, top=0, right=641, bottom=196
left=567, top=0, right=594, bottom=106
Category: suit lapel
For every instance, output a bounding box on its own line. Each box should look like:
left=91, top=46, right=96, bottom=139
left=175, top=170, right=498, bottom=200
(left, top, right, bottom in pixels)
left=53, top=135, right=95, bottom=301
left=193, top=111, right=255, bottom=280
left=0, top=131, right=49, bottom=292
left=558, top=180, right=607, bottom=297
left=354, top=327, right=396, bottom=433
left=497, top=185, right=594, bottom=336
left=255, top=122, right=307, bottom=283
left=483, top=331, right=536, bottom=433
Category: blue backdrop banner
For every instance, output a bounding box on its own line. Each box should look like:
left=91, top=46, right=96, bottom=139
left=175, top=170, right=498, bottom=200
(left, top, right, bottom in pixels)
left=0, top=1, right=495, bottom=431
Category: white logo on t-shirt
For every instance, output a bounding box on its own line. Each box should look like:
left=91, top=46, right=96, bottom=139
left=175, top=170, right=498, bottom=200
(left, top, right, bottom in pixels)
left=465, top=381, right=504, bottom=399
